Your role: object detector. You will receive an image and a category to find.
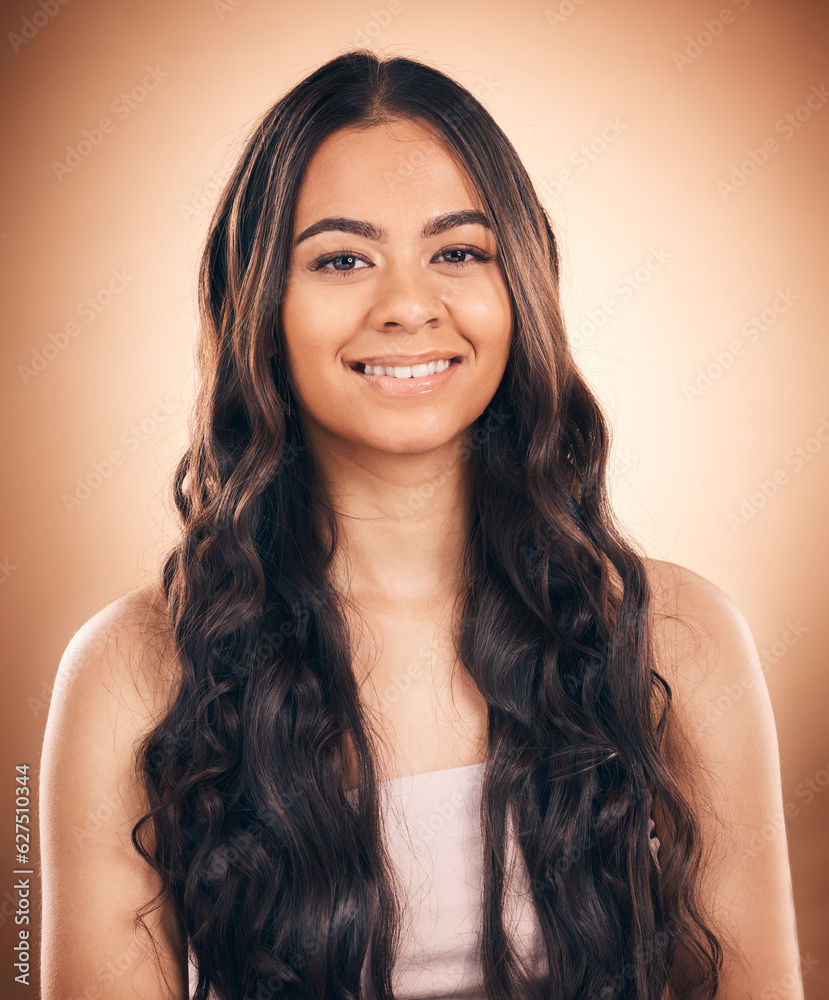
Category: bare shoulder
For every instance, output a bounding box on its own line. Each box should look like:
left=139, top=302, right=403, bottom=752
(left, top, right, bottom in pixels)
left=641, top=558, right=804, bottom=998
left=55, top=579, right=179, bottom=724
left=40, top=580, right=188, bottom=998
left=643, top=556, right=758, bottom=683
left=641, top=556, right=775, bottom=819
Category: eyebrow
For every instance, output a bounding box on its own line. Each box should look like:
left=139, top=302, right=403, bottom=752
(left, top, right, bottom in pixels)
left=292, top=209, right=492, bottom=249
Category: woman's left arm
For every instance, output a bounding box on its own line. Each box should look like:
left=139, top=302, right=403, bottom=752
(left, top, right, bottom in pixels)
left=646, top=559, right=805, bottom=1000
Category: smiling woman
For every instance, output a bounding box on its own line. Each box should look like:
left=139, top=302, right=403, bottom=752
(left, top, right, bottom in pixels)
left=40, top=48, right=802, bottom=1000
left=280, top=119, right=512, bottom=457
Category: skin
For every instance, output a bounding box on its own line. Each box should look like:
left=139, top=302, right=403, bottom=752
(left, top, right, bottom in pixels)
left=279, top=119, right=512, bottom=783
left=279, top=118, right=511, bottom=605
left=39, top=119, right=803, bottom=998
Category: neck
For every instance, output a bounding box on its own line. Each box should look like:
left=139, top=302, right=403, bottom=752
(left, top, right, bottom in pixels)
left=307, top=427, right=476, bottom=608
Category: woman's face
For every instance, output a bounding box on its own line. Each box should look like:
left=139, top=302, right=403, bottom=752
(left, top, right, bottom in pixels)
left=279, top=118, right=513, bottom=458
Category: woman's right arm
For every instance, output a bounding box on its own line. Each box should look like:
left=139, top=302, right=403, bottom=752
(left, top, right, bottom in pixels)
left=40, top=587, right=191, bottom=999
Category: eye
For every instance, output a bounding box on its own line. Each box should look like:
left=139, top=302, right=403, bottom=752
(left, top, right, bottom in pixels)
left=436, top=246, right=494, bottom=266
left=309, top=252, right=370, bottom=276
left=307, top=244, right=495, bottom=278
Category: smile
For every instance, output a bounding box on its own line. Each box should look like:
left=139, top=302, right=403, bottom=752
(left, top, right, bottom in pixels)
left=357, top=358, right=454, bottom=379
left=350, top=357, right=463, bottom=396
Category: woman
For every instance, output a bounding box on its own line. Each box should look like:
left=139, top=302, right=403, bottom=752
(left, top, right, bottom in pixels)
left=40, top=50, right=802, bottom=1000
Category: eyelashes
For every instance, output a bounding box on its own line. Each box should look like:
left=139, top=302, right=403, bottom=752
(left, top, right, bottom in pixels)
left=308, top=245, right=495, bottom=277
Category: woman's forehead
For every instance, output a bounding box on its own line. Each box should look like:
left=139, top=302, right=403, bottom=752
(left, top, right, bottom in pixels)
left=293, top=124, right=484, bottom=230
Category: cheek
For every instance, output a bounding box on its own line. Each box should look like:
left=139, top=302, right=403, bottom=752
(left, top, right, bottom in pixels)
left=280, top=286, right=352, bottom=394
left=460, top=283, right=512, bottom=358
left=282, top=286, right=330, bottom=355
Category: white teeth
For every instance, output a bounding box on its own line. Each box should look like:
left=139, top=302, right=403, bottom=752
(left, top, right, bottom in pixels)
left=363, top=358, right=452, bottom=378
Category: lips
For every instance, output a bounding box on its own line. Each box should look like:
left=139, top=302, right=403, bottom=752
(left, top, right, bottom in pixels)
left=351, top=352, right=462, bottom=395
left=348, top=353, right=462, bottom=371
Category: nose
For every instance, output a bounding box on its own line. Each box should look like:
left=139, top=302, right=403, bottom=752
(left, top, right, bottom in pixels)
left=366, top=259, right=449, bottom=334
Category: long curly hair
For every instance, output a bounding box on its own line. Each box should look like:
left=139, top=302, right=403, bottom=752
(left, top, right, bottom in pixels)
left=131, top=49, right=723, bottom=1000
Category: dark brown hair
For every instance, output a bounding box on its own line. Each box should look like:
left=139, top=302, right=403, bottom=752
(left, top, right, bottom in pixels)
left=131, top=49, right=722, bottom=1000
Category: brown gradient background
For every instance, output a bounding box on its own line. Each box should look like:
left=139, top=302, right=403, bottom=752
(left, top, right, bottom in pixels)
left=1, top=0, right=827, bottom=994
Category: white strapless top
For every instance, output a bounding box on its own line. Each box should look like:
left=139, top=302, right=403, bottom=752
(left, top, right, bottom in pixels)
left=188, top=762, right=661, bottom=999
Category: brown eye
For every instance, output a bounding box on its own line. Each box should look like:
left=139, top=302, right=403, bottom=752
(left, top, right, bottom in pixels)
left=310, top=252, right=370, bottom=276
left=436, top=247, right=494, bottom=266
